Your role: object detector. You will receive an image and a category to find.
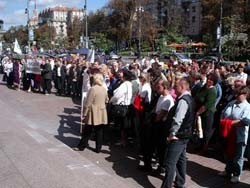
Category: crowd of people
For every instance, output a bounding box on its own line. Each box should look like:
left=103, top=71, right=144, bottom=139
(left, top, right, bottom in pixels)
left=1, top=54, right=250, bottom=187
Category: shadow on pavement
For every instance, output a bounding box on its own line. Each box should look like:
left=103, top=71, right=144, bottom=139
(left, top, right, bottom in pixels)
left=55, top=106, right=82, bottom=147
left=55, top=105, right=158, bottom=188
left=187, top=160, right=250, bottom=188
left=105, top=144, right=157, bottom=188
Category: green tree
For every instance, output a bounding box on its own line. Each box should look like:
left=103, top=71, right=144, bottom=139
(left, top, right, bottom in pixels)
left=106, top=0, right=133, bottom=51
left=202, top=0, right=250, bottom=52
left=35, top=24, right=56, bottom=50
left=67, top=17, right=83, bottom=48
left=3, top=26, right=28, bottom=47
left=91, top=32, right=113, bottom=52
left=222, top=15, right=249, bottom=60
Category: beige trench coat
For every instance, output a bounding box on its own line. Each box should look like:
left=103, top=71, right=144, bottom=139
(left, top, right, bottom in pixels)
left=82, top=85, right=108, bottom=126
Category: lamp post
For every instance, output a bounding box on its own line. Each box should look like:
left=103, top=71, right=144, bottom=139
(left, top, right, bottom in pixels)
left=84, top=0, right=88, bottom=49
left=217, top=0, right=223, bottom=63
left=136, top=2, right=144, bottom=58
left=25, top=0, right=31, bottom=53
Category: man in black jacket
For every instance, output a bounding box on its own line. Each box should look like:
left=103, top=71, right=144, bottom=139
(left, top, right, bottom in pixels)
left=161, top=77, right=195, bottom=188
left=41, top=59, right=52, bottom=95
left=54, top=60, right=66, bottom=95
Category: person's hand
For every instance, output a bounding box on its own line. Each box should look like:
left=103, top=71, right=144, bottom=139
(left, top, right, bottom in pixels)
left=167, top=135, right=179, bottom=143
left=81, top=116, right=86, bottom=121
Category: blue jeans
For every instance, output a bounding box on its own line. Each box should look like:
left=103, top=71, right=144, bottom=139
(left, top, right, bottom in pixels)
left=161, top=140, right=188, bottom=188
left=225, top=142, right=246, bottom=176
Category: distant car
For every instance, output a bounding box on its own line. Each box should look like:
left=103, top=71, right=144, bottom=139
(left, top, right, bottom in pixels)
left=109, top=53, right=121, bottom=60
left=197, top=56, right=218, bottom=63
left=174, top=53, right=192, bottom=64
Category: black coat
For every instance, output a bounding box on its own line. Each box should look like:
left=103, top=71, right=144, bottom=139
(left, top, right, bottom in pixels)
left=54, top=65, right=66, bottom=79
left=41, top=63, right=52, bottom=80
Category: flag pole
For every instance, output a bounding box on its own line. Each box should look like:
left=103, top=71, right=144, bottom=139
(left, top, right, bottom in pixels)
left=80, top=93, right=84, bottom=134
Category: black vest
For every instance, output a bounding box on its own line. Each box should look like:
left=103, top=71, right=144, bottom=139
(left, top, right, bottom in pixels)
left=165, top=94, right=195, bottom=139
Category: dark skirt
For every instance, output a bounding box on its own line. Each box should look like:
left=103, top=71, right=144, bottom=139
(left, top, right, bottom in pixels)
left=13, top=63, right=20, bottom=84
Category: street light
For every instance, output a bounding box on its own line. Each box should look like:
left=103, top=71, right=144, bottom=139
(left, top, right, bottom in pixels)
left=84, top=0, right=88, bottom=49
left=217, top=0, right=223, bottom=63
left=25, top=0, right=31, bottom=53
left=136, top=3, right=144, bottom=58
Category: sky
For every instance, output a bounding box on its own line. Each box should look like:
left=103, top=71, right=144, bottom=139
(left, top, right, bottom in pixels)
left=0, top=0, right=109, bottom=30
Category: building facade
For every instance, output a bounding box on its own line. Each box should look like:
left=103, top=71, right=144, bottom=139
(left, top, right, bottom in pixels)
left=39, top=6, right=84, bottom=38
left=147, top=0, right=202, bottom=39
left=165, top=0, right=202, bottom=39
left=0, top=20, right=5, bottom=41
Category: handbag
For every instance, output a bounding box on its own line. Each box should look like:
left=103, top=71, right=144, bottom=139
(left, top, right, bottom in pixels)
left=111, top=104, right=129, bottom=118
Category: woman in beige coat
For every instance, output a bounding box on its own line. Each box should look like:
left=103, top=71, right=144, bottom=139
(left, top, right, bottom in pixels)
left=75, top=73, right=108, bottom=153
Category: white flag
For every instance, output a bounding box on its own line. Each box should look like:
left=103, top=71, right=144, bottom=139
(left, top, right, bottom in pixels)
left=0, top=41, right=2, bottom=54
left=87, top=49, right=95, bottom=63
left=14, top=38, right=22, bottom=54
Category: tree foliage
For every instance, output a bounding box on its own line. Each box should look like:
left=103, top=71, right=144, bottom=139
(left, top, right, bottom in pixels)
left=222, top=15, right=249, bottom=60
left=90, top=32, right=113, bottom=52
left=35, top=24, right=56, bottom=49
left=3, top=26, right=28, bottom=47
left=202, top=0, right=250, bottom=59
left=67, top=17, right=83, bottom=48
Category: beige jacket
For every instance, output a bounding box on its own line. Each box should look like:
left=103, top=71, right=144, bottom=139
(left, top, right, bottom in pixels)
left=82, top=85, right=108, bottom=126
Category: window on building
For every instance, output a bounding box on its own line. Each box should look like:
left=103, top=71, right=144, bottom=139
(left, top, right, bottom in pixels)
left=192, top=6, right=196, bottom=13
left=192, top=16, right=196, bottom=23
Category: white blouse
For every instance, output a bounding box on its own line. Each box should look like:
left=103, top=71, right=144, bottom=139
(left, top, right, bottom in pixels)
left=139, top=82, right=152, bottom=104
left=110, top=81, right=132, bottom=105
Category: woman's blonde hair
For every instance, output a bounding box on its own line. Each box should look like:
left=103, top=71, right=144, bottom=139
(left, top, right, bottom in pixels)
left=139, top=72, right=149, bottom=83
left=92, top=73, right=104, bottom=86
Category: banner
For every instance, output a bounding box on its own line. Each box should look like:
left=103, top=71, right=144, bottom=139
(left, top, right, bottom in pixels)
left=87, top=49, right=95, bottom=63
left=25, top=59, right=41, bottom=75
left=0, top=41, right=2, bottom=55
left=29, top=28, right=34, bottom=41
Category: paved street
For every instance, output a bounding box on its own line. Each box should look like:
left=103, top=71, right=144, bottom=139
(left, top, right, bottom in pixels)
left=0, top=76, right=250, bottom=188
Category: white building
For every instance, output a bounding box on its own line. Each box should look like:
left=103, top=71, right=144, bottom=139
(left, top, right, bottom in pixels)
left=39, top=6, right=84, bottom=38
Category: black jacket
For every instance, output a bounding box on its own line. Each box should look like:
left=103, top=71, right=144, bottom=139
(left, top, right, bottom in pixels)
left=54, top=65, right=66, bottom=79
left=41, top=63, right=52, bottom=80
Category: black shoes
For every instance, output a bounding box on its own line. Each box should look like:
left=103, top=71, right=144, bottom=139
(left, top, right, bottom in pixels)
left=138, top=165, right=152, bottom=172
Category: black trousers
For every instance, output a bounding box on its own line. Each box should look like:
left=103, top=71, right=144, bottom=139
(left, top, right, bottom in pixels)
left=56, top=76, right=65, bottom=94
left=143, top=121, right=167, bottom=168
left=201, top=111, right=215, bottom=145
left=43, top=79, right=52, bottom=94
left=78, top=124, right=104, bottom=152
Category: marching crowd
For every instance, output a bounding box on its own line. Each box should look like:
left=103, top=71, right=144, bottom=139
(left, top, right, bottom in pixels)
left=1, top=54, right=250, bottom=187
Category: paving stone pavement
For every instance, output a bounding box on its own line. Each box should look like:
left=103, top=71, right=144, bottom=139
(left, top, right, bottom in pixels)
left=0, top=77, right=250, bottom=188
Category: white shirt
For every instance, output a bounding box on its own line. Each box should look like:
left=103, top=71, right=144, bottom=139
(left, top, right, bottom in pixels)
left=66, top=64, right=72, bottom=75
left=4, top=62, right=13, bottom=76
left=110, top=81, right=132, bottom=105
left=57, top=66, right=61, bottom=77
left=50, top=59, right=55, bottom=70
left=139, top=82, right=152, bottom=103
left=237, top=72, right=248, bottom=85
left=155, top=94, right=174, bottom=121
